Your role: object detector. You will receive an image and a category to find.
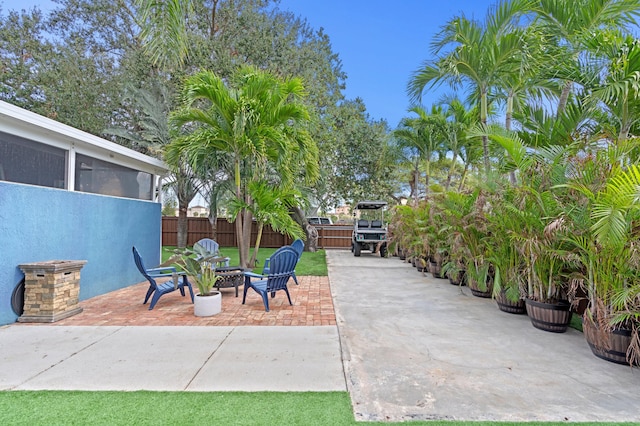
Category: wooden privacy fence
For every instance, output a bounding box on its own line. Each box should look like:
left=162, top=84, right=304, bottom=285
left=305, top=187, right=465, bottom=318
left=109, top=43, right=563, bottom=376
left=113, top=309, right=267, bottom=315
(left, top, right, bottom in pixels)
left=315, top=225, right=352, bottom=249
left=161, top=217, right=353, bottom=249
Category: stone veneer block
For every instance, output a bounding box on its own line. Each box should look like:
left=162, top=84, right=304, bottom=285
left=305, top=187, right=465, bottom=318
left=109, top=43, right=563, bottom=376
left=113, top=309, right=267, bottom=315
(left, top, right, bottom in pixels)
left=18, top=260, right=87, bottom=323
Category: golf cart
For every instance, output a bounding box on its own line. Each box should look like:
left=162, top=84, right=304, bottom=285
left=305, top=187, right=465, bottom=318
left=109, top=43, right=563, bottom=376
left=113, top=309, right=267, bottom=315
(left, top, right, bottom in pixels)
left=351, top=201, right=388, bottom=257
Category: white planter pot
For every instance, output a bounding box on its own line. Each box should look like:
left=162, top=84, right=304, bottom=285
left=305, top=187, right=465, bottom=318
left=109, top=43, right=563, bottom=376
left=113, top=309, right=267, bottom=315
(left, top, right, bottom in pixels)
left=194, top=291, right=222, bottom=317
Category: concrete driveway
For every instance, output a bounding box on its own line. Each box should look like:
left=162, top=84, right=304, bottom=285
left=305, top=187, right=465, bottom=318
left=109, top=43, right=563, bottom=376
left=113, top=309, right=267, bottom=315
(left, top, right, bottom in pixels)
left=326, top=250, right=640, bottom=422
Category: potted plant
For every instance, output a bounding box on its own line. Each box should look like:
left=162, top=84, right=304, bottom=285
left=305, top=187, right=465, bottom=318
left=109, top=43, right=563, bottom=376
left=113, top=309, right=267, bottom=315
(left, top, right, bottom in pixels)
left=440, top=191, right=470, bottom=286
left=425, top=197, right=450, bottom=279
left=485, top=186, right=526, bottom=314
left=513, top=183, right=574, bottom=332
left=174, top=245, right=222, bottom=317
left=563, top=159, right=640, bottom=365
left=389, top=203, right=430, bottom=270
left=483, top=127, right=576, bottom=329
left=458, top=189, right=493, bottom=297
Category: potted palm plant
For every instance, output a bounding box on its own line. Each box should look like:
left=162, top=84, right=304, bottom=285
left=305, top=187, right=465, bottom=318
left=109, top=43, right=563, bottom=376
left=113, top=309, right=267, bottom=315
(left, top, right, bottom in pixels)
left=485, top=186, right=527, bottom=314
left=174, top=245, right=222, bottom=317
left=563, top=159, right=640, bottom=365
left=389, top=203, right=430, bottom=271
left=504, top=175, right=575, bottom=332
left=503, top=177, right=576, bottom=331
left=440, top=191, right=470, bottom=286
left=458, top=189, right=493, bottom=298
left=426, top=197, right=450, bottom=279
left=483, top=127, right=576, bottom=328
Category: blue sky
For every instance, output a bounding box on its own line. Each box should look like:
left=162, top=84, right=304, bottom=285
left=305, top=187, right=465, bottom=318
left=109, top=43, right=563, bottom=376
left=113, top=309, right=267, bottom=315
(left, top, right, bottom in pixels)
left=1, top=0, right=496, bottom=127
left=276, top=0, right=494, bottom=126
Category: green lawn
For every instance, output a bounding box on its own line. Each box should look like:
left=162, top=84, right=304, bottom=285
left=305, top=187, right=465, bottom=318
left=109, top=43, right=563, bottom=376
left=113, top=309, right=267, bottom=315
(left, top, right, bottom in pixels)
left=570, top=314, right=583, bottom=332
left=0, top=391, right=636, bottom=426
left=162, top=245, right=328, bottom=276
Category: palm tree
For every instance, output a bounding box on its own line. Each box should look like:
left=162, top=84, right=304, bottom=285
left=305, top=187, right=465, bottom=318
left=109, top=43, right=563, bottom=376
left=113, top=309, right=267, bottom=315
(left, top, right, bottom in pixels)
left=104, top=84, right=202, bottom=248
left=167, top=66, right=318, bottom=268
left=135, top=0, right=194, bottom=70
left=394, top=105, right=445, bottom=200
left=439, top=97, right=478, bottom=191
left=532, top=0, right=640, bottom=116
left=229, top=180, right=305, bottom=266
left=194, top=149, right=232, bottom=241
left=584, top=32, right=640, bottom=142
left=515, top=99, right=595, bottom=148
left=495, top=23, right=561, bottom=133
left=392, top=131, right=422, bottom=204
left=408, top=0, right=531, bottom=175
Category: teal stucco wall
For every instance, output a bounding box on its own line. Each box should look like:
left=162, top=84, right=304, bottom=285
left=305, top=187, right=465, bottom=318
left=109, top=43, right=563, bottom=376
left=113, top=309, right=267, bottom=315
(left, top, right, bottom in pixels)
left=0, top=181, right=162, bottom=325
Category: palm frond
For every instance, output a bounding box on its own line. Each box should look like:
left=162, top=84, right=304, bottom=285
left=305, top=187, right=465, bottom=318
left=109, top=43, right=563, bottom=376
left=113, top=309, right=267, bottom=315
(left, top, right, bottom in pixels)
left=135, top=0, right=193, bottom=69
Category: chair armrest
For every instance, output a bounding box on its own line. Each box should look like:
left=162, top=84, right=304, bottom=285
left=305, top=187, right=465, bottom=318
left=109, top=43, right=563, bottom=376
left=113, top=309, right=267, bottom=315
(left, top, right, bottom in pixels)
left=217, top=257, right=231, bottom=267
left=147, top=270, right=187, bottom=278
left=244, top=271, right=265, bottom=279
left=146, top=266, right=177, bottom=274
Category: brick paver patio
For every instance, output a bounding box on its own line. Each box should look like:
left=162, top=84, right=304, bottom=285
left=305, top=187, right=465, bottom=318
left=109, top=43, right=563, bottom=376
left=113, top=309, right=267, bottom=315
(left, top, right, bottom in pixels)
left=19, top=275, right=335, bottom=326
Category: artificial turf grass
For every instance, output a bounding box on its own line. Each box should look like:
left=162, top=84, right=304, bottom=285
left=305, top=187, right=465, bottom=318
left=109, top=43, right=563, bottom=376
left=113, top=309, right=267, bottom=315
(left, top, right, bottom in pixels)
left=162, top=246, right=328, bottom=276
left=0, top=391, right=352, bottom=426
left=1, top=391, right=638, bottom=426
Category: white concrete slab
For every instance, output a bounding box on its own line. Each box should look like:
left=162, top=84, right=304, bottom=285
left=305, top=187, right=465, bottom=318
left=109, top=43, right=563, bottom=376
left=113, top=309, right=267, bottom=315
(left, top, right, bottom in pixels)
left=188, top=326, right=345, bottom=391
left=0, top=325, right=345, bottom=392
left=12, top=326, right=233, bottom=391
left=0, top=326, right=119, bottom=390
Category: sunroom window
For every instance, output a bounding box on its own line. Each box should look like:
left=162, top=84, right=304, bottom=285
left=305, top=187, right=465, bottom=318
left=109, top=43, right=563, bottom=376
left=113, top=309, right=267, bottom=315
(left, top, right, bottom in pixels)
left=74, top=153, right=152, bottom=200
left=0, top=132, right=66, bottom=189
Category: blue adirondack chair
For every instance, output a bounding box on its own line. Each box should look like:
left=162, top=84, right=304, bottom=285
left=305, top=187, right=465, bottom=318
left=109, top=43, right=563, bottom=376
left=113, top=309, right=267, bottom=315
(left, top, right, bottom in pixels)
left=133, top=246, right=194, bottom=310
left=262, top=239, right=304, bottom=285
left=194, top=238, right=230, bottom=267
left=243, top=246, right=298, bottom=312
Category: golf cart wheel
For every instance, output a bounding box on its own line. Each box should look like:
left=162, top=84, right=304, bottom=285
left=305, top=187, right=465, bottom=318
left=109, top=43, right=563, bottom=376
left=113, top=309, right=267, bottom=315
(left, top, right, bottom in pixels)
left=351, top=242, right=354, bottom=252
left=380, top=244, right=387, bottom=258
left=354, top=242, right=361, bottom=256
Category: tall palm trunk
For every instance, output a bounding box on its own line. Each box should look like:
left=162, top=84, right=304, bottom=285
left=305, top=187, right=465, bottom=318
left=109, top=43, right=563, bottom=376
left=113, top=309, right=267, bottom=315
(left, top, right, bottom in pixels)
left=173, top=164, right=199, bottom=249
left=250, top=222, right=264, bottom=267
left=235, top=208, right=254, bottom=268
left=445, top=152, right=458, bottom=191
left=206, top=187, right=219, bottom=240
left=505, top=93, right=513, bottom=132
left=506, top=92, right=517, bottom=185
left=424, top=159, right=431, bottom=200
left=233, top=157, right=249, bottom=268
left=241, top=208, right=253, bottom=267
left=235, top=216, right=245, bottom=265
left=458, top=162, right=470, bottom=191
left=208, top=212, right=218, bottom=240
left=480, top=87, right=490, bottom=175
left=413, top=162, right=420, bottom=205
left=557, top=81, right=572, bottom=118
left=177, top=203, right=188, bottom=248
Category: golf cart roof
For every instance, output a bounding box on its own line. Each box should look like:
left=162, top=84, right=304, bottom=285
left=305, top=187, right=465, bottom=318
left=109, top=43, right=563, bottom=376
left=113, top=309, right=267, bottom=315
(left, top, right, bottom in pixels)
left=355, top=201, right=387, bottom=210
